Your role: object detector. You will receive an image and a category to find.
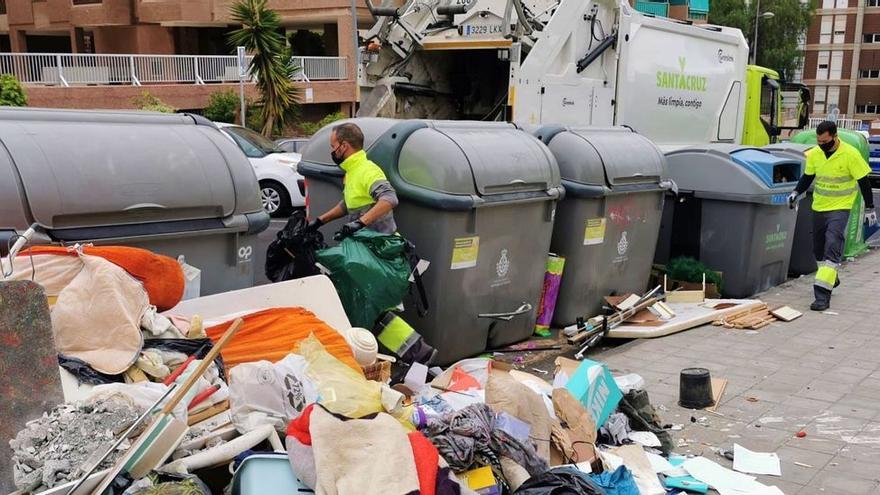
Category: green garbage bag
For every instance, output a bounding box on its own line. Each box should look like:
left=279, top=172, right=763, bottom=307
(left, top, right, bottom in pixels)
left=315, top=230, right=413, bottom=329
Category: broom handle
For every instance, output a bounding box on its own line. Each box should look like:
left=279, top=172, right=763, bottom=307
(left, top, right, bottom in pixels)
left=161, top=318, right=242, bottom=415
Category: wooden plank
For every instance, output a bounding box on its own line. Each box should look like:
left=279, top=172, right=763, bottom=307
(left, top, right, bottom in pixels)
left=770, top=305, right=803, bottom=322
left=188, top=400, right=230, bottom=426
left=707, top=378, right=728, bottom=412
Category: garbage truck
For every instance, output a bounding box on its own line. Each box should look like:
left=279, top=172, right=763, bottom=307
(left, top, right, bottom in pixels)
left=358, top=0, right=810, bottom=149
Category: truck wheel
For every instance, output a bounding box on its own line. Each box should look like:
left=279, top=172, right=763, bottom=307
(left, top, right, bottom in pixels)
left=260, top=180, right=292, bottom=218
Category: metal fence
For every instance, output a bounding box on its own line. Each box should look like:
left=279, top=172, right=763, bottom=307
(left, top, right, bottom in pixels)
left=807, top=117, right=864, bottom=132
left=0, top=53, right=349, bottom=87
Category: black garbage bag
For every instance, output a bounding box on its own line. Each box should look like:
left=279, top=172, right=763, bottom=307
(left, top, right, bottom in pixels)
left=514, top=466, right=606, bottom=495
left=58, top=355, right=124, bottom=385
left=265, top=210, right=326, bottom=282
left=59, top=338, right=226, bottom=385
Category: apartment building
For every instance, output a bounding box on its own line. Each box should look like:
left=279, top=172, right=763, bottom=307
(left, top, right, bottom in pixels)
left=803, top=0, right=880, bottom=130
left=0, top=0, right=372, bottom=117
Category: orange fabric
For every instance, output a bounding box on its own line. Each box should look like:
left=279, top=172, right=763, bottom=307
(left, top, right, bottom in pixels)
left=22, top=246, right=184, bottom=311
left=206, top=307, right=362, bottom=374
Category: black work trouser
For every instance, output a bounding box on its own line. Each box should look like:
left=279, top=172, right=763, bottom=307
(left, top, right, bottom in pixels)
left=812, top=209, right=849, bottom=304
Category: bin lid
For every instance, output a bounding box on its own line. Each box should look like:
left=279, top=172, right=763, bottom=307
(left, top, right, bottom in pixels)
left=664, top=144, right=802, bottom=201
left=535, top=126, right=665, bottom=188
left=763, top=143, right=813, bottom=162
left=424, top=122, right=559, bottom=195
left=0, top=108, right=244, bottom=230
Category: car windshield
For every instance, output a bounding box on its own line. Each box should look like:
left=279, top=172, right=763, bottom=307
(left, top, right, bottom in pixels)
left=224, top=126, right=283, bottom=158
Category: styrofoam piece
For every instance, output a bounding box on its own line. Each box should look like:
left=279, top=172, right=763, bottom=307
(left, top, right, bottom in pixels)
left=607, top=299, right=764, bottom=338
left=164, top=275, right=351, bottom=332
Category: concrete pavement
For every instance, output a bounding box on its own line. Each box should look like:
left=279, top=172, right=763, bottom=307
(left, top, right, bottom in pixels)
left=587, top=250, right=880, bottom=494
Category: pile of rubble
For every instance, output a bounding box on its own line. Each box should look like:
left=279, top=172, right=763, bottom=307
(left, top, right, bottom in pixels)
left=11, top=399, right=141, bottom=492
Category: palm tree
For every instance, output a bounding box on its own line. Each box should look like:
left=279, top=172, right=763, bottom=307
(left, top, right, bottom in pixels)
left=228, top=0, right=300, bottom=136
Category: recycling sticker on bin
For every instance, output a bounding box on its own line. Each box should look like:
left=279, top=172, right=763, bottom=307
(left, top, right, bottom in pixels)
left=451, top=236, right=480, bottom=270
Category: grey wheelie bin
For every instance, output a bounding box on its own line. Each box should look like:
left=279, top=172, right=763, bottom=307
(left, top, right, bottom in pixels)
left=764, top=143, right=816, bottom=276
left=0, top=108, right=269, bottom=296
left=299, top=119, right=563, bottom=364
left=656, top=144, right=801, bottom=298
left=532, top=126, right=669, bottom=326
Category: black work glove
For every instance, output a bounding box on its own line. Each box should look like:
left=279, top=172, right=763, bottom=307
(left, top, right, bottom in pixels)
left=306, top=217, right=324, bottom=232
left=334, top=219, right=365, bottom=241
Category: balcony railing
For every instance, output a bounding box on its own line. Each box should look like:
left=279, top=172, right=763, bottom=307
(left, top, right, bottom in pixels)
left=0, top=53, right=349, bottom=87
left=808, top=116, right=863, bottom=132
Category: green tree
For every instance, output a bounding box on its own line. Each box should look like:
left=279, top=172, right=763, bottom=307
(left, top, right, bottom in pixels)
left=299, top=111, right=347, bottom=136
left=710, top=0, right=814, bottom=81
left=131, top=91, right=175, bottom=113
left=204, top=90, right=240, bottom=123
left=228, top=0, right=301, bottom=137
left=0, top=74, right=27, bottom=107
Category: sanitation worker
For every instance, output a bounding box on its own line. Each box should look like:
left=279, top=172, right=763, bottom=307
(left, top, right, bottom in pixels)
left=788, top=120, right=876, bottom=311
left=307, top=122, right=398, bottom=239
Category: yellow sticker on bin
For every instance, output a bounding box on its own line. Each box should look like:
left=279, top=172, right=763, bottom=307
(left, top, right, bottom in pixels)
left=451, top=236, right=479, bottom=270
left=584, top=218, right=606, bottom=246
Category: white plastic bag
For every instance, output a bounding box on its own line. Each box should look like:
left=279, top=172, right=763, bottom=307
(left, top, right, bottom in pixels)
left=229, top=354, right=317, bottom=433
left=178, top=256, right=201, bottom=301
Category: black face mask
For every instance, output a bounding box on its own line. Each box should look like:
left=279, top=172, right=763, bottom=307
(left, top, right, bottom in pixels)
left=819, top=139, right=836, bottom=153
left=330, top=143, right=346, bottom=165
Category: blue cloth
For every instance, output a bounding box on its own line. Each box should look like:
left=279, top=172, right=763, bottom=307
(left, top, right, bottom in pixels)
left=589, top=466, right=640, bottom=495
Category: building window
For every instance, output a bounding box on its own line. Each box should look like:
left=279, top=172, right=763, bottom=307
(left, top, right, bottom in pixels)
left=820, top=16, right=833, bottom=43
left=833, top=15, right=847, bottom=43
left=817, top=51, right=830, bottom=79
left=868, top=0, right=880, bottom=6
left=827, top=87, right=841, bottom=110
left=864, top=33, right=880, bottom=43
left=836, top=0, right=848, bottom=6
left=0, top=1, right=6, bottom=15
left=856, top=104, right=879, bottom=113
left=861, top=69, right=880, bottom=78
left=830, top=51, right=843, bottom=78
left=72, top=0, right=102, bottom=4
left=815, top=86, right=828, bottom=114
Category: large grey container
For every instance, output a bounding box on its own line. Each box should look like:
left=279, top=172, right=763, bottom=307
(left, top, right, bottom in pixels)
left=532, top=126, right=668, bottom=326
left=656, top=144, right=801, bottom=298
left=299, top=119, right=563, bottom=364
left=764, top=143, right=816, bottom=276
left=0, top=108, right=269, bottom=296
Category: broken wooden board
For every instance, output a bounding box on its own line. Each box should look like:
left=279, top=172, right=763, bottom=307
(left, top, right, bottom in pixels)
left=707, top=378, right=728, bottom=413
left=0, top=281, right=64, bottom=494
left=770, top=305, right=803, bottom=322
left=607, top=299, right=765, bottom=339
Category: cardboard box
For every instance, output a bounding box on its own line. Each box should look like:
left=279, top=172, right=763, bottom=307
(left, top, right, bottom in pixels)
left=559, top=358, right=622, bottom=429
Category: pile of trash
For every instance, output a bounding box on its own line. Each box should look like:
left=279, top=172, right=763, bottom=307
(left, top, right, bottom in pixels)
left=3, top=241, right=792, bottom=495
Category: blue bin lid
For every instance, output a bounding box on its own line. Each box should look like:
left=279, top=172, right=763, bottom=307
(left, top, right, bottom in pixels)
left=729, top=149, right=800, bottom=189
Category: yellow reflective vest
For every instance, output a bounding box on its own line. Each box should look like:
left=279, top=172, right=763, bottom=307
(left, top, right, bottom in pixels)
left=339, top=150, right=388, bottom=211
left=805, top=141, right=871, bottom=212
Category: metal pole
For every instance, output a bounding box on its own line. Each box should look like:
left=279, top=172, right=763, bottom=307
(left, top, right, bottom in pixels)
left=350, top=0, right=359, bottom=113
left=237, top=46, right=247, bottom=127
left=752, top=0, right=761, bottom=65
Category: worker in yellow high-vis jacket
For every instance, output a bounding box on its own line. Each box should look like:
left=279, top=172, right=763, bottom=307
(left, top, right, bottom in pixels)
left=307, top=122, right=398, bottom=239
left=788, top=121, right=876, bottom=311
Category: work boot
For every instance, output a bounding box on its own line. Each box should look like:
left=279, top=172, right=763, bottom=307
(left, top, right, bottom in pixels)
left=810, top=300, right=830, bottom=312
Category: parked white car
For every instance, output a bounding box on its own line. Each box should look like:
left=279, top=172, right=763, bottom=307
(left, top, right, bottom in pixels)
left=216, top=123, right=304, bottom=217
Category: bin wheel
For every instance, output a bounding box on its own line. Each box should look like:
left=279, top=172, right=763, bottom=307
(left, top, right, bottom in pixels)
left=260, top=180, right=292, bottom=218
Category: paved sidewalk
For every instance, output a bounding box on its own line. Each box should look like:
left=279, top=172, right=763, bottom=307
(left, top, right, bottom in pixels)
left=587, top=250, right=880, bottom=494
